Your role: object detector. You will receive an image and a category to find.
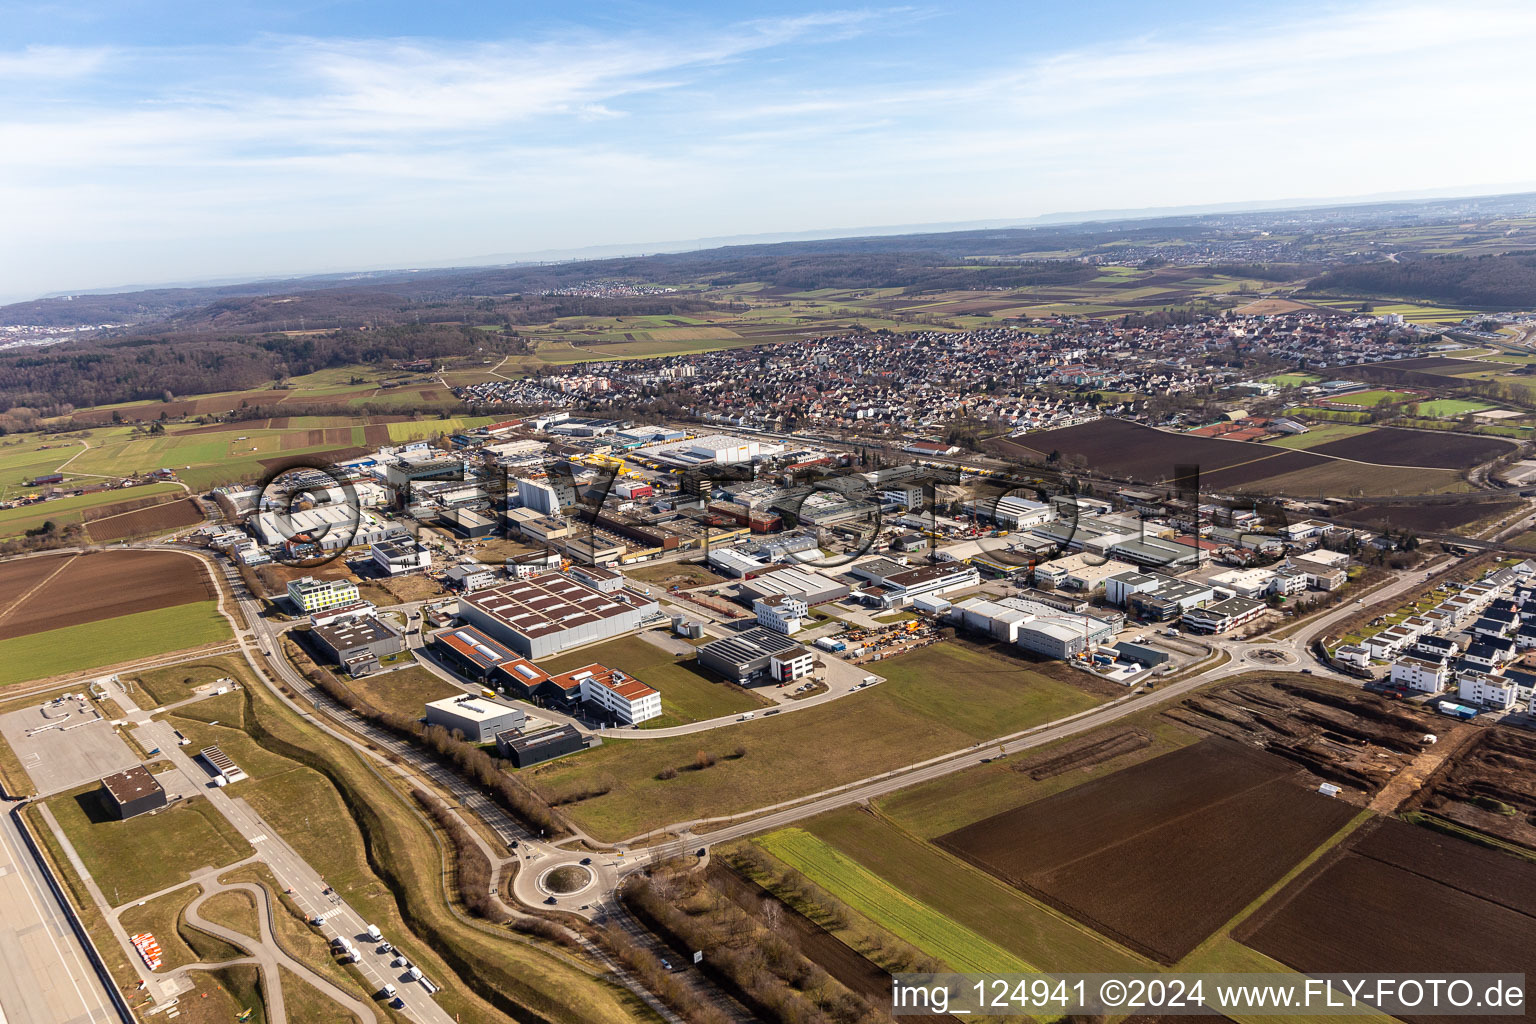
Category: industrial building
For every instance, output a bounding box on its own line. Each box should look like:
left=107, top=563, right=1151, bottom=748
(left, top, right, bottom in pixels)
left=1181, top=596, right=1267, bottom=634
left=425, top=694, right=527, bottom=742
left=754, top=594, right=806, bottom=634
left=517, top=478, right=569, bottom=515
left=383, top=452, right=465, bottom=490
left=252, top=504, right=390, bottom=551
left=738, top=566, right=849, bottom=607
left=1034, top=554, right=1136, bottom=592
left=496, top=724, right=585, bottom=767
left=696, top=627, right=806, bottom=684
left=287, top=576, right=360, bottom=614
left=569, top=664, right=662, bottom=725
left=768, top=645, right=815, bottom=684
left=952, top=597, right=1117, bottom=659
left=311, top=615, right=403, bottom=676
left=439, top=508, right=496, bottom=538
left=965, top=495, right=1056, bottom=530
left=493, top=657, right=561, bottom=701
left=433, top=625, right=519, bottom=683
left=99, top=765, right=167, bottom=820
left=646, top=434, right=781, bottom=468
left=445, top=564, right=497, bottom=592
left=371, top=533, right=432, bottom=575
left=854, top=561, right=980, bottom=609
left=457, top=573, right=659, bottom=659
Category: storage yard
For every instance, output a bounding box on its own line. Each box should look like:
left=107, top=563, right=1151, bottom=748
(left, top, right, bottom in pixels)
left=934, top=738, right=1358, bottom=963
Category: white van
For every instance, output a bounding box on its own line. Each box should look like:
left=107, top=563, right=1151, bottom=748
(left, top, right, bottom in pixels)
left=738, top=712, right=755, bottom=721
left=381, top=983, right=397, bottom=1000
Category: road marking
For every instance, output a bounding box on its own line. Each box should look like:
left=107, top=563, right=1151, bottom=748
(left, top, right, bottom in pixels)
left=0, top=814, right=111, bottom=1024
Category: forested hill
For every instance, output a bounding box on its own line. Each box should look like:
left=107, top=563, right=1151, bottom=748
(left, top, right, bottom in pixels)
left=0, top=324, right=498, bottom=415
left=1307, top=251, right=1536, bottom=309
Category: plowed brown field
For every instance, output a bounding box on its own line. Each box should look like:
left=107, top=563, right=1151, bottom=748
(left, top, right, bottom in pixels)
left=1236, top=817, right=1536, bottom=1024
left=0, top=549, right=213, bottom=639
left=86, top=497, right=204, bottom=542
left=935, top=739, right=1357, bottom=963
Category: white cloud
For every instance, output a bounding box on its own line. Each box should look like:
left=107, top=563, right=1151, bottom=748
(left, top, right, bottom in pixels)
left=2, top=1, right=1536, bottom=298
left=0, top=43, right=110, bottom=78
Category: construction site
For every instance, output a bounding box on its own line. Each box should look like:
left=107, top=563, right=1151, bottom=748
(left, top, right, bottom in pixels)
left=1163, top=676, right=1450, bottom=801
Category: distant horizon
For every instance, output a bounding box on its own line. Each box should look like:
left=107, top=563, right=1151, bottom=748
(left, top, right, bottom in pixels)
left=6, top=0, right=1536, bottom=302
left=11, top=182, right=1535, bottom=307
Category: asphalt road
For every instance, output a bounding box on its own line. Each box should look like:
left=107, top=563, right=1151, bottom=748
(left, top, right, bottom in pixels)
left=520, top=560, right=1457, bottom=896
left=0, top=804, right=117, bottom=1024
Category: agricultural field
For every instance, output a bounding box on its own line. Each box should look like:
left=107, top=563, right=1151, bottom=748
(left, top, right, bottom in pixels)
left=0, top=482, right=183, bottom=540
left=86, top=496, right=205, bottom=541
left=0, top=549, right=229, bottom=685
left=757, top=825, right=1033, bottom=974
left=1236, top=458, right=1467, bottom=497
left=0, top=550, right=215, bottom=640
left=1235, top=817, right=1536, bottom=1008
left=765, top=807, right=1151, bottom=975
left=1337, top=498, right=1519, bottom=533
left=523, top=643, right=1100, bottom=841
left=1410, top=725, right=1536, bottom=850
left=1304, top=298, right=1479, bottom=323
left=934, top=738, right=1358, bottom=963
left=537, top=634, right=768, bottom=728
left=1306, top=426, right=1512, bottom=468
left=877, top=716, right=1201, bottom=839
left=994, top=419, right=1469, bottom=496
left=1163, top=677, right=1442, bottom=798
left=0, top=602, right=229, bottom=686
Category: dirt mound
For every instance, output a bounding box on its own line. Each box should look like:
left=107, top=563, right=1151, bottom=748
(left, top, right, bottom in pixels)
left=1011, top=729, right=1151, bottom=780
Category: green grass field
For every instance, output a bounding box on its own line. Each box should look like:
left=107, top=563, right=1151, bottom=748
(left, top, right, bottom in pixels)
left=0, top=601, right=230, bottom=687
left=523, top=643, right=1100, bottom=841
left=1262, top=373, right=1322, bottom=387
left=538, top=634, right=768, bottom=728
left=385, top=416, right=496, bottom=442
left=47, top=785, right=253, bottom=904
left=0, top=483, right=183, bottom=539
left=788, top=808, right=1151, bottom=973
left=344, top=664, right=460, bottom=719
left=1265, top=423, right=1373, bottom=450
left=757, top=826, right=1032, bottom=974
left=117, top=884, right=247, bottom=971
left=1411, top=398, right=1495, bottom=417
left=1319, top=388, right=1417, bottom=407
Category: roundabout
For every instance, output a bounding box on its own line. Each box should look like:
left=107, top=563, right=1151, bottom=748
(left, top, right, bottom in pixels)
left=1241, top=646, right=1297, bottom=667
left=539, top=864, right=596, bottom=897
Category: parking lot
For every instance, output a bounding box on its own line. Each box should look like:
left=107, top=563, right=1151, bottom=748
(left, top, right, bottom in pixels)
left=0, top=691, right=138, bottom=796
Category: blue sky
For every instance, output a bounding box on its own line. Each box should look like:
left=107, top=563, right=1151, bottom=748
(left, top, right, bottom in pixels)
left=3, top=0, right=1535, bottom=301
